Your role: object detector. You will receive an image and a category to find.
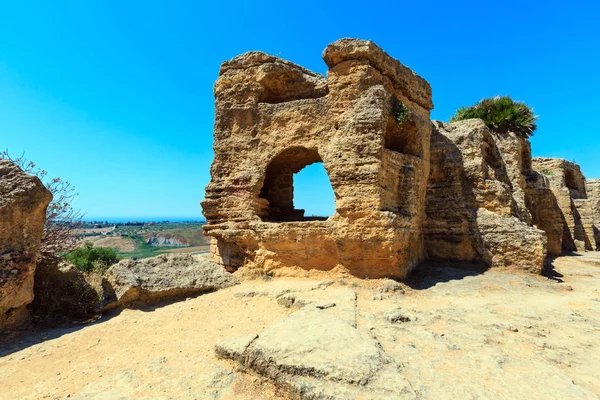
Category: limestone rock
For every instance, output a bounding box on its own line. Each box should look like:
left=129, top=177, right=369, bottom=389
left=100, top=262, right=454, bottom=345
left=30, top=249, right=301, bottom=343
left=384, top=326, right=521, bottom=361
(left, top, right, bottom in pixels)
left=275, top=287, right=358, bottom=326
left=587, top=179, right=600, bottom=249
left=202, top=38, right=433, bottom=279
left=103, top=254, right=237, bottom=309
left=233, top=279, right=333, bottom=299
left=247, top=308, right=385, bottom=384
left=0, top=160, right=52, bottom=331
left=524, top=171, right=565, bottom=256
left=492, top=130, right=534, bottom=224
left=217, top=302, right=418, bottom=399
left=424, top=120, right=546, bottom=272
left=372, top=280, right=405, bottom=300
left=476, top=209, right=546, bottom=272
left=215, top=333, right=258, bottom=366
left=533, top=158, right=595, bottom=251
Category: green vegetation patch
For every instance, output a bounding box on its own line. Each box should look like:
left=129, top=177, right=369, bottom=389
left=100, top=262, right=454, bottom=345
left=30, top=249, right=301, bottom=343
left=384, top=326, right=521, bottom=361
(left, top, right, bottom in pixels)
left=450, top=96, right=537, bottom=139
left=65, top=242, right=120, bottom=273
left=392, top=96, right=409, bottom=126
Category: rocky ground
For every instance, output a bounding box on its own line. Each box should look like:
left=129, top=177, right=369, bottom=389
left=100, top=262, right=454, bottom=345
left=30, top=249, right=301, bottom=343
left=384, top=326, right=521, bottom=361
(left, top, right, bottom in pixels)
left=1, top=253, right=599, bottom=399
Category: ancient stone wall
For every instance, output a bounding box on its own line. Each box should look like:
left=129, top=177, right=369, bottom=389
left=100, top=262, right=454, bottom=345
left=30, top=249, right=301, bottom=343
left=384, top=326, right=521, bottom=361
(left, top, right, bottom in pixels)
left=493, top=131, right=534, bottom=224
left=586, top=179, right=600, bottom=250
left=203, top=38, right=599, bottom=279
left=524, top=172, right=565, bottom=256
left=202, top=39, right=433, bottom=279
left=424, top=120, right=546, bottom=273
left=533, top=158, right=595, bottom=251
left=0, top=160, right=52, bottom=331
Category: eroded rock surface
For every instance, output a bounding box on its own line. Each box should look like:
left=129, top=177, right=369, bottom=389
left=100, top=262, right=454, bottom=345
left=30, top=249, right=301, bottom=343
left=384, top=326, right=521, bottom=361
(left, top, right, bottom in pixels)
left=202, top=38, right=433, bottom=279
left=103, top=254, right=238, bottom=309
left=424, top=120, right=546, bottom=272
left=525, top=171, right=566, bottom=256
left=218, top=285, right=417, bottom=399
left=587, top=179, right=600, bottom=249
left=534, top=158, right=595, bottom=251
left=0, top=160, right=52, bottom=331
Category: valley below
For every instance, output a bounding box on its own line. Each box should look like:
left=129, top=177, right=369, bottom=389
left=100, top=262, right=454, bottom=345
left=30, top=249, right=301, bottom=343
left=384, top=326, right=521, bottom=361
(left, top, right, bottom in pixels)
left=78, top=221, right=210, bottom=259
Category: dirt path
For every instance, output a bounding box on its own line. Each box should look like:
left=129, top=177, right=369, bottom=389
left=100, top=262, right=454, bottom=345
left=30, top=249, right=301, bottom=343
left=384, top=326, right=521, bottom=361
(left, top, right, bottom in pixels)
left=0, top=288, right=293, bottom=399
left=1, top=253, right=599, bottom=399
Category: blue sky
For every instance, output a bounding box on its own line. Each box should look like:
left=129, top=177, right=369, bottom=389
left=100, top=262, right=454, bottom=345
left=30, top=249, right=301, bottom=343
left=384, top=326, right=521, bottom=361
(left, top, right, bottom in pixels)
left=1, top=1, right=598, bottom=219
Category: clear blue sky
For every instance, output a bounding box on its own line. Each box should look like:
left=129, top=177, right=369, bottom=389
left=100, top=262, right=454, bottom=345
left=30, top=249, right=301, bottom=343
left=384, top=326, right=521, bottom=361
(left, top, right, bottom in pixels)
left=1, top=1, right=598, bottom=219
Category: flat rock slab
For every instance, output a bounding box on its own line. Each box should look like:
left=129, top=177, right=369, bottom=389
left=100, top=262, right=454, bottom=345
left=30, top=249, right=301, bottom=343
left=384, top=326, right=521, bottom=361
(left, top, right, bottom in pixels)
left=233, top=280, right=333, bottom=299
left=215, top=333, right=258, bottom=365
left=249, top=308, right=384, bottom=385
left=216, top=306, right=418, bottom=399
left=103, top=254, right=238, bottom=308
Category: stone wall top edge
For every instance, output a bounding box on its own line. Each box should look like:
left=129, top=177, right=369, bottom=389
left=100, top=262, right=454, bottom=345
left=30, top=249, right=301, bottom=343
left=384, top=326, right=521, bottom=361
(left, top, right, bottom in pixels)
left=218, top=51, right=323, bottom=78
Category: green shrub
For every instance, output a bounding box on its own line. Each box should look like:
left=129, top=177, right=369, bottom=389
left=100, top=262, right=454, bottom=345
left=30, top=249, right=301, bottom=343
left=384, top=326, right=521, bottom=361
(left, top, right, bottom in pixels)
left=391, top=96, right=409, bottom=126
left=65, top=242, right=119, bottom=273
left=450, top=96, right=537, bottom=138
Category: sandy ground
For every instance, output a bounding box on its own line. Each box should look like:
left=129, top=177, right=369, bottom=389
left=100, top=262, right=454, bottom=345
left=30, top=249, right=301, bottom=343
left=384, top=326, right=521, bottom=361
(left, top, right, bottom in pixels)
left=1, top=253, right=599, bottom=399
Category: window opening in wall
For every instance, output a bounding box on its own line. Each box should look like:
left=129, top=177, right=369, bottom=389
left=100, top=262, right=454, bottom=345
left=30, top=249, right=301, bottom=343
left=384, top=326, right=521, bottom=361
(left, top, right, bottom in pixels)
left=259, top=147, right=335, bottom=222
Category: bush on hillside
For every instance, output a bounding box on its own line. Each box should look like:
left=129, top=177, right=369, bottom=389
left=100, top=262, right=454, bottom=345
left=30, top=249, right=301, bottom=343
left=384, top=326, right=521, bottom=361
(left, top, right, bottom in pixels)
left=450, top=96, right=537, bottom=139
left=65, top=242, right=120, bottom=273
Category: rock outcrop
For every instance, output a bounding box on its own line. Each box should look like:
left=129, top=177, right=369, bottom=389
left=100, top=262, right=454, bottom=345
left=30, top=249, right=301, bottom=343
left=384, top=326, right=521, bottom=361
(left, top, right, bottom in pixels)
left=587, top=179, right=600, bottom=250
left=202, top=37, right=599, bottom=278
left=424, top=120, right=546, bottom=272
left=145, top=234, right=186, bottom=247
left=533, top=158, right=595, bottom=251
left=218, top=283, right=417, bottom=399
left=202, top=38, right=433, bottom=279
left=103, top=254, right=238, bottom=309
left=524, top=172, right=566, bottom=256
left=0, top=160, right=52, bottom=331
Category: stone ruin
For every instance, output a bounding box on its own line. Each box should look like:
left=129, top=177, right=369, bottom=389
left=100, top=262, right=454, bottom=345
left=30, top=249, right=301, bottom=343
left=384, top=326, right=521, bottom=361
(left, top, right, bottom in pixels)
left=425, top=120, right=547, bottom=273
left=532, top=158, right=597, bottom=252
left=202, top=38, right=600, bottom=278
left=202, top=39, right=433, bottom=279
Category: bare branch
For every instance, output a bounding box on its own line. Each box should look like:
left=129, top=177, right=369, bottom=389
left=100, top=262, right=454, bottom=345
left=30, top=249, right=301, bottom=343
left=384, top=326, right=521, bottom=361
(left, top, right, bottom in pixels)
left=1, top=151, right=84, bottom=258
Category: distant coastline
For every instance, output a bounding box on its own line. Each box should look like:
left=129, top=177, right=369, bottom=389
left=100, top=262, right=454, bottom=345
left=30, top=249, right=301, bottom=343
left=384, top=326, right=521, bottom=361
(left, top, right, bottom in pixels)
left=83, top=217, right=206, bottom=224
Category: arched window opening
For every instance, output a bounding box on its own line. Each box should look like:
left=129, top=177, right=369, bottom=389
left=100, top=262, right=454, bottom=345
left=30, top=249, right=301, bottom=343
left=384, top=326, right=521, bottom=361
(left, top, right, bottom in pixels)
left=259, top=147, right=335, bottom=222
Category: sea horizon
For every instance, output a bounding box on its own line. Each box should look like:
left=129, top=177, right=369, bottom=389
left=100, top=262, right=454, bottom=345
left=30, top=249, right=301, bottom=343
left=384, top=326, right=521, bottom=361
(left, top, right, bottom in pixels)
left=83, top=217, right=206, bottom=223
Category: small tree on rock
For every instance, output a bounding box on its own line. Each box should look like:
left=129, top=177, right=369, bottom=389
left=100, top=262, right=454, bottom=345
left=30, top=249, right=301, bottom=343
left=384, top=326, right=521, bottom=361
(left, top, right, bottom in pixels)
left=450, top=96, right=538, bottom=139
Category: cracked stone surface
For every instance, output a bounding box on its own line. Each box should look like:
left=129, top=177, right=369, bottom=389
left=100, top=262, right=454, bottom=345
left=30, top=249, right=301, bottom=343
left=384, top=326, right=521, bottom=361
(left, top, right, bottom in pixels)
left=2, top=253, right=600, bottom=399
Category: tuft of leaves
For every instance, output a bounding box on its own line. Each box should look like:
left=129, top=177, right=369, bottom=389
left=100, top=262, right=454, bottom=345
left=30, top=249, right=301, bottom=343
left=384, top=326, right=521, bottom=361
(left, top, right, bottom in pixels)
left=450, top=96, right=537, bottom=139
left=391, top=96, right=409, bottom=126
left=65, top=242, right=119, bottom=273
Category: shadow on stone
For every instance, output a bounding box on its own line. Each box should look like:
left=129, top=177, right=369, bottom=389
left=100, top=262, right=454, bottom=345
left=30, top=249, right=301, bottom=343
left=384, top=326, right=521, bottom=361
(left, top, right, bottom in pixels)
left=404, top=262, right=488, bottom=290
